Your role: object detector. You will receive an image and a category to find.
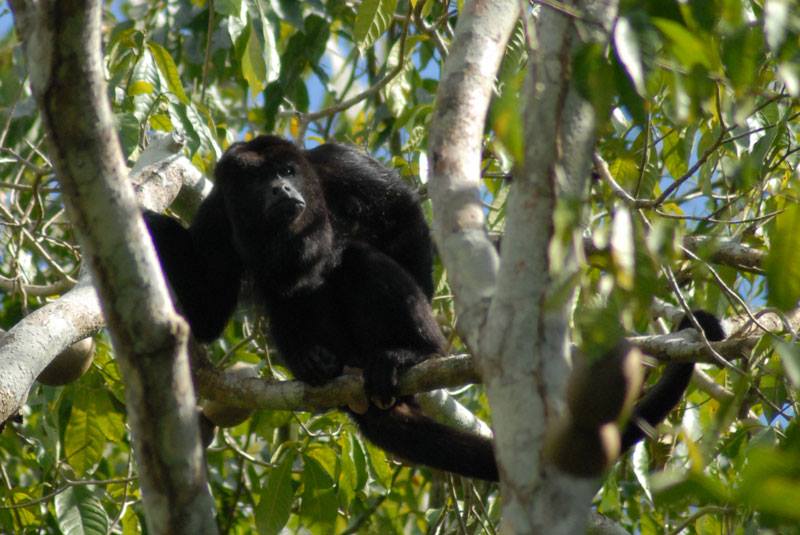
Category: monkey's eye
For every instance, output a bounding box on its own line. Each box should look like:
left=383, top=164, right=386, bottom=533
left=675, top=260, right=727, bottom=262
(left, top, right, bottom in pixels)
left=278, top=165, right=295, bottom=177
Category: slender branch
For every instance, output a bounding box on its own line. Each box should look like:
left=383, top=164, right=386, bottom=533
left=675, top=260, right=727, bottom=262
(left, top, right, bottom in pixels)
left=283, top=11, right=411, bottom=123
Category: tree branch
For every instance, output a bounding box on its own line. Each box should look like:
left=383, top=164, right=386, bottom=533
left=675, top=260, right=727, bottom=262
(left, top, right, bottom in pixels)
left=9, top=1, right=216, bottom=532
left=427, top=0, right=520, bottom=351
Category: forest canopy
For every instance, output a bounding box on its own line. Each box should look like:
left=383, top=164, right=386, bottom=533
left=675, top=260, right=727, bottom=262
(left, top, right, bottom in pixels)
left=2, top=0, right=800, bottom=533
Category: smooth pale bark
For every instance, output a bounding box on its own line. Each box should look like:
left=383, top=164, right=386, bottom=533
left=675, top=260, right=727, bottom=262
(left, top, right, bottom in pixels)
left=9, top=1, right=216, bottom=532
left=427, top=0, right=520, bottom=351
left=429, top=0, right=620, bottom=531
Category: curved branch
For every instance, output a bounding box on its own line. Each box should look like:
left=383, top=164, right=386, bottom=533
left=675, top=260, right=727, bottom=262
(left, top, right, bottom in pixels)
left=9, top=1, right=216, bottom=532
left=427, top=0, right=520, bottom=349
left=194, top=353, right=482, bottom=412
left=0, top=277, right=103, bottom=418
left=0, top=152, right=197, bottom=422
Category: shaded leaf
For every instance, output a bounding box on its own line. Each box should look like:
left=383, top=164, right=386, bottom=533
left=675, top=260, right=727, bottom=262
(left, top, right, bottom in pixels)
left=256, top=451, right=296, bottom=535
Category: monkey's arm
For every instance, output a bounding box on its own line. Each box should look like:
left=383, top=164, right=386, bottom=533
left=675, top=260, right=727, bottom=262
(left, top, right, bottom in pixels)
left=143, top=195, right=241, bottom=342
left=334, top=242, right=445, bottom=405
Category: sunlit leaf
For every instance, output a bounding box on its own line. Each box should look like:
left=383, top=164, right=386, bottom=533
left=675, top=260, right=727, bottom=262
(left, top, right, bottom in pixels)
left=255, top=0, right=281, bottom=84
left=300, top=456, right=337, bottom=527
left=764, top=0, right=790, bottom=51
left=611, top=206, right=635, bottom=290
left=147, top=42, right=189, bottom=104
left=242, top=24, right=267, bottom=95
left=765, top=203, right=800, bottom=310
left=55, top=486, right=109, bottom=535
left=354, top=0, right=398, bottom=52
left=490, top=70, right=524, bottom=165
left=632, top=442, right=653, bottom=503
left=64, top=388, right=112, bottom=475
left=127, top=80, right=153, bottom=96
left=614, top=17, right=645, bottom=95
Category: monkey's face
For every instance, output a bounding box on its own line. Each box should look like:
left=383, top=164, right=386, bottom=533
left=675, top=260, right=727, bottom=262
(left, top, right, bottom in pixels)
left=214, top=137, right=330, bottom=252
left=259, top=161, right=307, bottom=222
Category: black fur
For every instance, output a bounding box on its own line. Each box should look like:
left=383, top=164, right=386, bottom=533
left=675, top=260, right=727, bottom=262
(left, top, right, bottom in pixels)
left=145, top=136, right=497, bottom=481
left=146, top=139, right=434, bottom=343
left=620, top=309, right=726, bottom=451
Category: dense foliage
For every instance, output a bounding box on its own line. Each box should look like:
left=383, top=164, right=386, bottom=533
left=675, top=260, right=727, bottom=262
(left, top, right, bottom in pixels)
left=1, top=0, right=800, bottom=533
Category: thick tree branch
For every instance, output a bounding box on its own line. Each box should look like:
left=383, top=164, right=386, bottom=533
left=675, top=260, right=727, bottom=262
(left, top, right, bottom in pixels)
left=0, top=147, right=192, bottom=420
left=9, top=1, right=216, bottom=533
left=427, top=0, right=520, bottom=350
left=682, top=236, right=765, bottom=273
left=195, top=353, right=482, bottom=412
left=480, top=1, right=619, bottom=531
left=175, top=304, right=800, bottom=419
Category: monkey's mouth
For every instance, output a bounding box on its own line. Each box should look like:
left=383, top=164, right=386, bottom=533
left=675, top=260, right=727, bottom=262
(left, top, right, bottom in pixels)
left=271, top=198, right=306, bottom=219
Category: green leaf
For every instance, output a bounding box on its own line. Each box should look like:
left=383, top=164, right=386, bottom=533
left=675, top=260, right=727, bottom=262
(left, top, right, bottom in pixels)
left=652, top=18, right=716, bottom=71
left=490, top=70, right=524, bottom=165
left=115, top=112, right=141, bottom=157
left=382, top=36, right=413, bottom=117
left=55, top=486, right=109, bottom=535
left=651, top=469, right=730, bottom=506
left=64, top=388, right=114, bottom=474
left=147, top=42, right=189, bottom=104
left=573, top=43, right=615, bottom=120
left=242, top=23, right=267, bottom=95
left=129, top=50, right=161, bottom=122
left=631, top=442, right=653, bottom=503
left=610, top=206, right=635, bottom=291
left=255, top=0, right=281, bottom=84
left=348, top=433, right=368, bottom=493
left=722, top=25, right=764, bottom=94
left=300, top=456, right=337, bottom=527
left=256, top=451, right=296, bottom=535
left=607, top=154, right=640, bottom=191
left=215, top=0, right=243, bottom=16
left=660, top=129, right=690, bottom=180
left=121, top=507, right=140, bottom=535
left=765, top=203, right=800, bottom=310
left=739, top=448, right=800, bottom=520
left=774, top=339, right=800, bottom=390
left=353, top=0, right=398, bottom=52
left=363, top=439, right=392, bottom=488
left=127, top=80, right=153, bottom=96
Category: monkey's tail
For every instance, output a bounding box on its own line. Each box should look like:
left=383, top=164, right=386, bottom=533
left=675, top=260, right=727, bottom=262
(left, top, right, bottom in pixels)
left=620, top=310, right=726, bottom=451
left=349, top=399, right=499, bottom=482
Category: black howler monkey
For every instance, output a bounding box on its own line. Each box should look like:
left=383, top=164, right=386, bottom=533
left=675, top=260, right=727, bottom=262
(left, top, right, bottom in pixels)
left=145, top=139, right=434, bottom=343
left=145, top=136, right=498, bottom=481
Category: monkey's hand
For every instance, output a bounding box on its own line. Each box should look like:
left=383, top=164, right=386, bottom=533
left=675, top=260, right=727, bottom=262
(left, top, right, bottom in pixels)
left=290, top=346, right=343, bottom=387
left=363, top=359, right=400, bottom=410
